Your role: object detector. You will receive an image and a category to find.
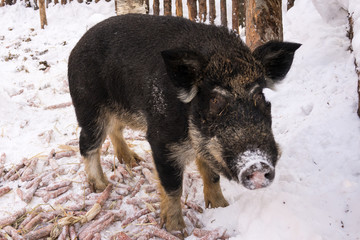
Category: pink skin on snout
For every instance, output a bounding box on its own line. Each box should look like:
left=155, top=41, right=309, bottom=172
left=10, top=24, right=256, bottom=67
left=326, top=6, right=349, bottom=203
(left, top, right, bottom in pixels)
left=250, top=171, right=267, bottom=189
left=238, top=150, right=275, bottom=190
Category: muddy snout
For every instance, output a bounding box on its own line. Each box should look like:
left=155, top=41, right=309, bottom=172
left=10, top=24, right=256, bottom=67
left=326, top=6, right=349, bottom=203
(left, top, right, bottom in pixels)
left=240, top=162, right=275, bottom=190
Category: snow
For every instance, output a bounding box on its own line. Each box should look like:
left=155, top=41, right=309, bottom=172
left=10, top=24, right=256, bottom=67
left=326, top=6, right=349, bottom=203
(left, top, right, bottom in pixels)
left=1, top=0, right=360, bottom=239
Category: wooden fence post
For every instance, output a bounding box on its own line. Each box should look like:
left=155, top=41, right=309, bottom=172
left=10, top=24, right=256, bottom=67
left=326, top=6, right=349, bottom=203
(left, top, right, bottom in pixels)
left=199, top=0, right=207, bottom=22
left=176, top=0, right=183, bottom=17
left=232, top=0, right=239, bottom=33
left=287, top=0, right=295, bottom=10
left=4, top=0, right=14, bottom=5
left=220, top=0, right=227, bottom=27
left=115, top=0, right=147, bottom=15
left=187, top=0, right=197, bottom=21
left=246, top=0, right=283, bottom=50
left=239, top=0, right=245, bottom=28
left=153, top=0, right=159, bottom=15
left=164, top=0, right=171, bottom=15
left=38, top=0, right=47, bottom=29
left=145, top=0, right=149, bottom=13
left=209, top=0, right=216, bottom=24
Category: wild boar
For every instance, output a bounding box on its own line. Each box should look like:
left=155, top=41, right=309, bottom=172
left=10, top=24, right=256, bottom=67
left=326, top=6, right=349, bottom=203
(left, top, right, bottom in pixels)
left=68, top=14, right=300, bottom=234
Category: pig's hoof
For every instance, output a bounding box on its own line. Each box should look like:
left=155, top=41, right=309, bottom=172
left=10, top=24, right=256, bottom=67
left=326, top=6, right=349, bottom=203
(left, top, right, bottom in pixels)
left=160, top=207, right=186, bottom=235
left=204, top=191, right=229, bottom=208
left=89, top=176, right=109, bottom=193
left=130, top=151, right=143, bottom=166
left=121, top=151, right=143, bottom=168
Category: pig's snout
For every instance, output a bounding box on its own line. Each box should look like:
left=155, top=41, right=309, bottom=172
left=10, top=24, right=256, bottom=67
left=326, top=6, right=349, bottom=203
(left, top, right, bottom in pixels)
left=240, top=162, right=275, bottom=190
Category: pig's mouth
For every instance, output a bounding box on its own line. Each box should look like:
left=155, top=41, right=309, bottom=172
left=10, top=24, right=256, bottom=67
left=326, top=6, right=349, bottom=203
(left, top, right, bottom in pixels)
left=236, top=150, right=275, bottom=190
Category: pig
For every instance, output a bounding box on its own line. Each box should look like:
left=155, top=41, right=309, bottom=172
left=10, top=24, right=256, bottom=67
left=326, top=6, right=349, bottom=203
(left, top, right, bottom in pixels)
left=68, top=14, right=301, bottom=234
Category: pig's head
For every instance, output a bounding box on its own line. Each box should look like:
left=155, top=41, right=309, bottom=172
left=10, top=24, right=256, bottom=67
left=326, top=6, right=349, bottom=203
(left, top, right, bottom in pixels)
left=162, top=41, right=301, bottom=190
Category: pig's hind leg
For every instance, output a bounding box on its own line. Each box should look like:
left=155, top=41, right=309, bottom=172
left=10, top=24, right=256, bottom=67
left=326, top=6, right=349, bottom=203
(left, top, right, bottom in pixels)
left=79, top=110, right=109, bottom=192
left=109, top=121, right=143, bottom=168
left=196, top=156, right=229, bottom=208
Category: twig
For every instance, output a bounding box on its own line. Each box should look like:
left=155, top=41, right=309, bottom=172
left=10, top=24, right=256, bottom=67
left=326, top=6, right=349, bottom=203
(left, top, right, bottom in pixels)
left=45, top=180, right=72, bottom=191
left=144, top=185, right=157, bottom=193
left=3, top=226, right=24, bottom=240
left=3, top=161, right=25, bottom=181
left=142, top=226, right=180, bottom=240
left=81, top=183, right=113, bottom=223
left=194, top=227, right=229, bottom=240
left=0, top=186, right=11, bottom=197
left=57, top=225, right=69, bottom=240
left=23, top=211, right=61, bottom=232
left=130, top=177, right=145, bottom=197
left=110, top=232, right=132, bottom=240
left=19, top=207, right=43, bottom=230
left=69, top=225, right=77, bottom=240
left=0, top=208, right=26, bottom=228
left=20, top=158, right=38, bottom=182
left=183, top=200, right=204, bottom=213
left=122, top=208, right=150, bottom=228
left=142, top=168, right=155, bottom=184
left=23, top=223, right=54, bottom=240
left=0, top=153, right=6, bottom=164
left=54, top=150, right=76, bottom=160
left=116, top=165, right=130, bottom=179
left=44, top=102, right=72, bottom=110
left=42, top=185, right=72, bottom=203
left=79, top=212, right=115, bottom=240
left=92, top=232, right=102, bottom=240
left=17, top=177, right=41, bottom=203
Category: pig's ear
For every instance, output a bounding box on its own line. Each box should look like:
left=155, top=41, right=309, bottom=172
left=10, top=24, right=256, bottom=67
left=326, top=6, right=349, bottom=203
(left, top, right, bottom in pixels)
left=161, top=49, right=205, bottom=103
left=253, top=41, right=301, bottom=87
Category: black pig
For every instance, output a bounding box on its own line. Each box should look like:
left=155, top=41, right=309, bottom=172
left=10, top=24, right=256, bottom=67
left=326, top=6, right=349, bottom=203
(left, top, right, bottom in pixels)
left=68, top=14, right=300, bottom=234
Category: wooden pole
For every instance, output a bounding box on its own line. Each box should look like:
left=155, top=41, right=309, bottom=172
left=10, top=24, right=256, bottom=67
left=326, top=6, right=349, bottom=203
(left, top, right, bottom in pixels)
left=187, top=0, right=197, bottom=21
left=232, top=0, right=239, bottom=33
left=175, top=0, right=183, bottom=17
left=198, top=0, right=207, bottom=22
left=0, top=0, right=4, bottom=7
left=239, top=0, right=245, bottom=28
left=220, top=0, right=227, bottom=27
left=246, top=0, right=283, bottom=50
left=153, top=0, right=159, bottom=15
left=115, top=0, right=147, bottom=15
left=287, top=0, right=295, bottom=10
left=164, top=0, right=171, bottom=16
left=209, top=0, right=216, bottom=24
left=145, top=0, right=149, bottom=13
left=38, top=0, right=48, bottom=29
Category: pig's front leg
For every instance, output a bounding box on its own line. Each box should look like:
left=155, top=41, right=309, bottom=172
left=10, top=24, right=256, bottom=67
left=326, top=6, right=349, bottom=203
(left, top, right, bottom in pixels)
left=150, top=140, right=186, bottom=234
left=196, top=156, right=229, bottom=208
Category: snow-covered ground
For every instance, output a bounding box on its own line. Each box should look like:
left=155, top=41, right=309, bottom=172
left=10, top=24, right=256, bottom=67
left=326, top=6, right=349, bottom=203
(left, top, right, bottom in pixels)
left=0, top=0, right=359, bottom=239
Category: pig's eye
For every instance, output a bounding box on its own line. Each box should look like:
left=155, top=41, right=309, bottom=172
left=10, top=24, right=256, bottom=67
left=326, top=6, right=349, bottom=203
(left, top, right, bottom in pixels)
left=209, top=94, right=227, bottom=115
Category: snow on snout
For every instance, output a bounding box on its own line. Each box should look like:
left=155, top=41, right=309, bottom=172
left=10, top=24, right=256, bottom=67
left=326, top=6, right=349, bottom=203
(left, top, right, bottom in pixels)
left=237, top=150, right=274, bottom=186
left=237, top=150, right=273, bottom=172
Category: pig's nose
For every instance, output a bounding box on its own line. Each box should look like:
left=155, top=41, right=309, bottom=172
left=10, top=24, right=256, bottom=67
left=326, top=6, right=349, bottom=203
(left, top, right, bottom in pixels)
left=240, top=162, right=275, bottom=190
